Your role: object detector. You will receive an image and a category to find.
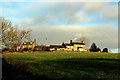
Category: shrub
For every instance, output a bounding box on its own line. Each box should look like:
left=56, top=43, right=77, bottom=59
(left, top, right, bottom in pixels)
left=102, top=48, right=108, bottom=53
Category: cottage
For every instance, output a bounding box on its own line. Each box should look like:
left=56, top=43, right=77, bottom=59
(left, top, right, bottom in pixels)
left=49, top=40, right=87, bottom=52
left=62, top=40, right=87, bottom=51
left=21, top=39, right=87, bottom=52
left=34, top=45, right=50, bottom=51
left=21, top=39, right=38, bottom=51
left=50, top=45, right=65, bottom=51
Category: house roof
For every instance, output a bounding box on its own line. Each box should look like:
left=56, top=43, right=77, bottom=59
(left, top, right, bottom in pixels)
left=62, top=42, right=85, bottom=46
left=45, top=46, right=51, bottom=48
left=22, top=41, right=34, bottom=45
left=78, top=47, right=83, bottom=48
left=34, top=46, right=50, bottom=48
left=34, top=46, right=41, bottom=48
left=50, top=45, right=65, bottom=48
left=72, top=42, right=85, bottom=45
left=63, top=43, right=73, bottom=46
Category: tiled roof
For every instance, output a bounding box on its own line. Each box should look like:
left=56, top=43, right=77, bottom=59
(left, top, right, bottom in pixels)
left=72, top=42, right=85, bottom=45
left=34, top=46, right=41, bottom=48
left=50, top=45, right=65, bottom=48
left=34, top=46, right=50, bottom=48
left=63, top=43, right=73, bottom=46
left=22, top=41, right=34, bottom=45
left=45, top=46, right=51, bottom=48
left=63, top=42, right=85, bottom=46
left=78, top=47, right=83, bottom=48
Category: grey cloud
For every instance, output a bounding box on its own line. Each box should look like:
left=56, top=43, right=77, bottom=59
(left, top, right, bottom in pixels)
left=30, top=25, right=118, bottom=52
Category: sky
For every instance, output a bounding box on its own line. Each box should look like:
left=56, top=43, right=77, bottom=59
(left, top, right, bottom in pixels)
left=0, top=0, right=119, bottom=53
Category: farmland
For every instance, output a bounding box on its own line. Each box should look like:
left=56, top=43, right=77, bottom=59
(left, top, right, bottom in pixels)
left=2, top=52, right=120, bottom=80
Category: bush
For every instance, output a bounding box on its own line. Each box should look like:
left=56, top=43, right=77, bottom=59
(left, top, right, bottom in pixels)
left=102, top=48, right=108, bottom=53
left=2, top=48, right=10, bottom=52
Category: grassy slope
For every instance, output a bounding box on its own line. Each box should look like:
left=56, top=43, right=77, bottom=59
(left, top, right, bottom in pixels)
left=2, top=52, right=120, bottom=80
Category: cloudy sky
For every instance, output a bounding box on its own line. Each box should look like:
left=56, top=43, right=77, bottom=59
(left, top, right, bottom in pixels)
left=0, top=1, right=118, bottom=53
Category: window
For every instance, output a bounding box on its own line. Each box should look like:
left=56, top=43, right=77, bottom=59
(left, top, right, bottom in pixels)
left=23, top=46, right=25, bottom=48
left=24, top=43, right=26, bottom=44
left=79, top=49, right=83, bottom=51
left=68, top=46, right=70, bottom=48
left=30, top=42, right=32, bottom=44
left=71, top=46, right=73, bottom=48
left=72, top=49, right=74, bottom=51
left=57, top=49, right=60, bottom=50
left=81, top=45, right=83, bottom=47
left=76, top=45, right=77, bottom=47
left=68, top=49, right=70, bottom=51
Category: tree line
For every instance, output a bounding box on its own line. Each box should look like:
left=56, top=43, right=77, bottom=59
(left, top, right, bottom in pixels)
left=90, top=43, right=108, bottom=53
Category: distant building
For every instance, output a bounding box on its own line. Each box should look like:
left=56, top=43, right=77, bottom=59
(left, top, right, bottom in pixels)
left=50, top=45, right=65, bottom=51
left=21, top=39, right=38, bottom=51
left=49, top=40, right=87, bottom=52
left=21, top=39, right=88, bottom=52
left=34, top=45, right=50, bottom=51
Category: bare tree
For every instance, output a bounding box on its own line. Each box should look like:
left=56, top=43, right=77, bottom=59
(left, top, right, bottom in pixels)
left=0, top=17, right=12, bottom=49
left=0, top=17, right=11, bottom=40
left=0, top=17, right=31, bottom=51
left=16, top=29, right=32, bottom=48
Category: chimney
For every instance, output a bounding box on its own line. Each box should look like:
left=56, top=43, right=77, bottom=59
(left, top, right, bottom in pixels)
left=81, top=41, right=84, bottom=43
left=70, top=40, right=72, bottom=44
left=34, top=39, right=36, bottom=43
left=62, top=42, right=65, bottom=47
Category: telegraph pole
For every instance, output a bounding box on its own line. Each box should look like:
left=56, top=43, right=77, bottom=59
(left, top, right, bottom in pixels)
left=45, top=37, right=47, bottom=46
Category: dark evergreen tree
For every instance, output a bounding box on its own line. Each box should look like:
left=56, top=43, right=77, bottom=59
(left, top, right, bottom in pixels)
left=90, top=43, right=98, bottom=52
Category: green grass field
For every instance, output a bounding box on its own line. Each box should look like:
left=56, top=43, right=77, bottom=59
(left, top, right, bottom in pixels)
left=2, top=52, right=120, bottom=80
